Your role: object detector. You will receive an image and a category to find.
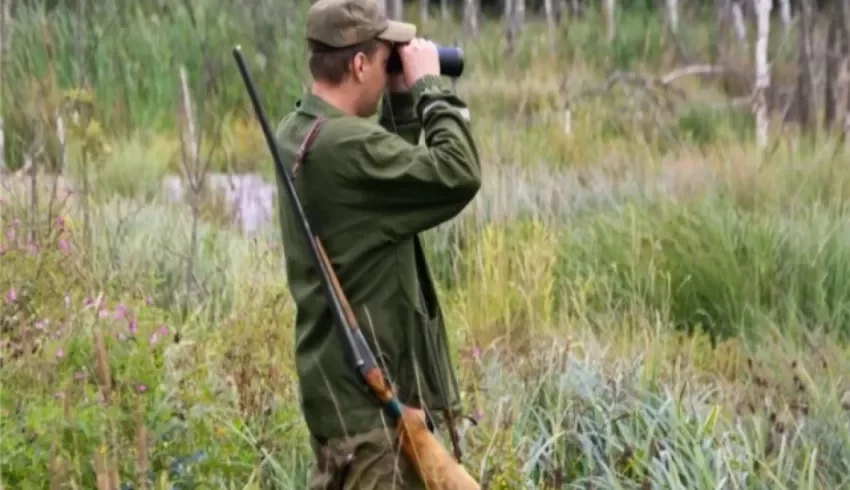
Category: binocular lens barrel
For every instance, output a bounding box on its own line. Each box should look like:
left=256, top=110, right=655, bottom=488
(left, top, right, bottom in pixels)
left=386, top=46, right=465, bottom=78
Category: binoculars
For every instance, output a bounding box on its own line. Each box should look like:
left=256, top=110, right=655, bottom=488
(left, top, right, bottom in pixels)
left=386, top=45, right=465, bottom=78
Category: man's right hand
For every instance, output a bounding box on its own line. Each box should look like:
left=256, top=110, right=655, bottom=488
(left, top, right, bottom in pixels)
left=398, top=38, right=440, bottom=89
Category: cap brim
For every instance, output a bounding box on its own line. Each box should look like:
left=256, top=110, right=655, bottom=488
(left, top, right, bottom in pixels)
left=377, top=20, right=416, bottom=44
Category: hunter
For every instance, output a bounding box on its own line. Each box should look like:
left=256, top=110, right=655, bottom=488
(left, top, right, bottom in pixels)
left=273, top=0, right=482, bottom=487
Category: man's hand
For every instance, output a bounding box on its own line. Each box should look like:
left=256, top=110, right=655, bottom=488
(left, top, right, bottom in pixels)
left=398, top=38, right=439, bottom=89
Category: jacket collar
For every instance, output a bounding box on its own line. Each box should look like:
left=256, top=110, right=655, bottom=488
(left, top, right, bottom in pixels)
left=295, top=91, right=349, bottom=119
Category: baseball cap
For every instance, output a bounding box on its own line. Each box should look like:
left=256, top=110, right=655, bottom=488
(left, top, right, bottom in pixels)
left=306, top=0, right=417, bottom=48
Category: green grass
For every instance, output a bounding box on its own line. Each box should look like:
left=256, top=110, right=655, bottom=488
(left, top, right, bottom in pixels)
left=2, top=1, right=850, bottom=489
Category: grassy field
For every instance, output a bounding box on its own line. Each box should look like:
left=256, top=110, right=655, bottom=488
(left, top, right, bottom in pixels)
left=2, top=1, right=850, bottom=489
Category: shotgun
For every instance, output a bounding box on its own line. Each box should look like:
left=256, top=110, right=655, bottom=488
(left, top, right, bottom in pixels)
left=232, top=45, right=481, bottom=490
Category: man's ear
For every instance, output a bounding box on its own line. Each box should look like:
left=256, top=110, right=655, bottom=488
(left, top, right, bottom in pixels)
left=351, top=52, right=366, bottom=83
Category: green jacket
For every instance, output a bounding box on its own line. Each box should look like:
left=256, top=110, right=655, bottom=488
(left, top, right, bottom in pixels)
left=273, top=75, right=481, bottom=440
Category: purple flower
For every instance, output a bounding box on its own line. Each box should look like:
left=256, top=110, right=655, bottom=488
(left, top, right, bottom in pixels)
left=150, top=332, right=159, bottom=345
left=128, top=318, right=138, bottom=335
left=159, top=325, right=169, bottom=336
left=35, top=319, right=48, bottom=330
left=137, top=383, right=147, bottom=394
left=113, top=304, right=127, bottom=319
left=56, top=216, right=65, bottom=228
left=59, top=239, right=69, bottom=252
left=5, top=288, right=16, bottom=303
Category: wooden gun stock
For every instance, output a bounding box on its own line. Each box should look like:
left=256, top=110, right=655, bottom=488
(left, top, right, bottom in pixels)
left=233, top=45, right=481, bottom=490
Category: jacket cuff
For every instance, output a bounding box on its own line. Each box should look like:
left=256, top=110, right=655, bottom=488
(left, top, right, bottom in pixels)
left=411, top=75, right=447, bottom=112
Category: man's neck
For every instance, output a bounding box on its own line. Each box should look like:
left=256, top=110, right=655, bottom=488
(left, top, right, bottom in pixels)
left=311, top=81, right=359, bottom=117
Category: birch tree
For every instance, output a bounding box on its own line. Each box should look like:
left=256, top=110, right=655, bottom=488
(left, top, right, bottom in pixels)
left=0, top=0, right=10, bottom=173
left=754, top=0, right=772, bottom=149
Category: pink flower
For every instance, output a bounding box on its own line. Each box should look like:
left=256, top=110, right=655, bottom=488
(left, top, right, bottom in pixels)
left=113, top=304, right=127, bottom=319
left=59, top=239, right=69, bottom=252
left=35, top=319, right=48, bottom=330
left=128, top=318, right=138, bottom=335
left=5, top=288, right=16, bottom=303
left=137, top=383, right=147, bottom=393
left=98, top=308, right=109, bottom=319
left=56, top=348, right=64, bottom=359
left=149, top=332, right=159, bottom=345
left=159, top=325, right=169, bottom=336
left=472, top=346, right=481, bottom=360
left=56, top=216, right=65, bottom=228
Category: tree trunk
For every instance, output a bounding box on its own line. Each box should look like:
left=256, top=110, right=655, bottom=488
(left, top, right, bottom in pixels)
left=826, top=16, right=839, bottom=130
left=504, top=0, right=516, bottom=56
left=464, top=0, right=478, bottom=37
left=666, top=0, right=678, bottom=36
left=754, top=0, right=772, bottom=149
left=793, top=0, right=816, bottom=132
left=0, top=0, right=10, bottom=173
left=420, top=0, right=428, bottom=23
left=602, top=0, right=615, bottom=43
left=544, top=0, right=556, bottom=51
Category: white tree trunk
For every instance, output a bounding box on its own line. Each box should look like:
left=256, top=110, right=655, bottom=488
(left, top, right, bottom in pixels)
left=464, top=0, right=478, bottom=36
left=544, top=0, right=556, bottom=49
left=779, top=0, right=791, bottom=31
left=754, top=0, right=772, bottom=148
left=732, top=1, right=748, bottom=47
left=0, top=0, right=11, bottom=173
left=420, top=0, right=429, bottom=23
left=603, top=0, right=615, bottom=43
left=666, top=0, right=679, bottom=35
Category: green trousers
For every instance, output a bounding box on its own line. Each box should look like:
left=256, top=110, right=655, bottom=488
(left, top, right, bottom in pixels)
left=307, top=425, right=428, bottom=490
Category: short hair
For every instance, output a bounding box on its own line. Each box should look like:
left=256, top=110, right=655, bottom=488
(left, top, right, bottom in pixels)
left=307, top=38, right=383, bottom=85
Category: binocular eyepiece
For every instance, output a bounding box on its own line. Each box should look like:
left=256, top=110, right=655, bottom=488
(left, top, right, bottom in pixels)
left=386, top=45, right=465, bottom=78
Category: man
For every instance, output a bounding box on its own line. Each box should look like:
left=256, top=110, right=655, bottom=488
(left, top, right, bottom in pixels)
left=272, top=0, right=482, bottom=488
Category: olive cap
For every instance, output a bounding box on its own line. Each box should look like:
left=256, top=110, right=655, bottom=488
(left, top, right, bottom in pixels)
left=306, top=0, right=417, bottom=48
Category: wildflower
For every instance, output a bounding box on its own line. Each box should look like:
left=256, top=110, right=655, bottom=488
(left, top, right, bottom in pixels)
left=159, top=325, right=169, bottom=336
left=35, top=319, right=48, bottom=330
left=98, top=308, right=109, bottom=319
left=137, top=383, right=147, bottom=394
left=59, top=239, right=69, bottom=253
left=150, top=332, right=159, bottom=345
left=113, top=304, right=127, bottom=319
left=472, top=346, right=481, bottom=360
left=56, top=216, right=65, bottom=229
left=5, top=288, right=16, bottom=303
left=128, top=318, right=138, bottom=335
left=56, top=348, right=64, bottom=359
left=476, top=408, right=484, bottom=420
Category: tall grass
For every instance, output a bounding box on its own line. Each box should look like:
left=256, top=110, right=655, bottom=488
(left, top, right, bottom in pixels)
left=2, top=1, right=850, bottom=489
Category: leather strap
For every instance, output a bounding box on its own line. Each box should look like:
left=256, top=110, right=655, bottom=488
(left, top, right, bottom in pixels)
left=292, top=116, right=328, bottom=179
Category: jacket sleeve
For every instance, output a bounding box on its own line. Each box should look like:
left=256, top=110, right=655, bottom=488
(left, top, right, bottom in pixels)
left=378, top=91, right=422, bottom=146
left=332, top=75, right=481, bottom=241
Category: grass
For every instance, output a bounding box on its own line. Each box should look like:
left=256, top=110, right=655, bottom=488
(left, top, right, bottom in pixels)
left=2, top=0, right=850, bottom=489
